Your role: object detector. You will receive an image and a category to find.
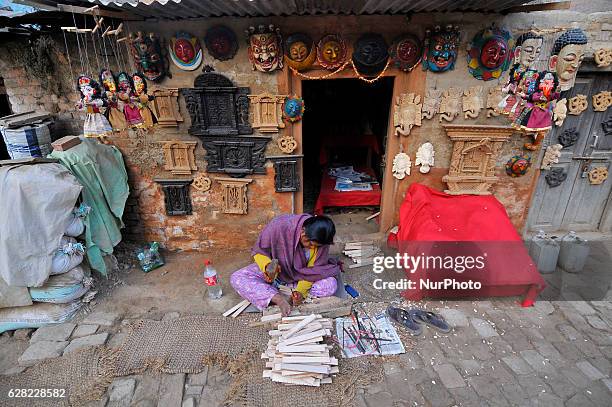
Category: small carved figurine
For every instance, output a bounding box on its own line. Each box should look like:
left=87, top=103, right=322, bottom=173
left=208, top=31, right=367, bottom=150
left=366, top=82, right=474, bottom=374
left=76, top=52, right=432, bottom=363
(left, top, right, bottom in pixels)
left=486, top=87, right=503, bottom=117
left=415, top=142, right=435, bottom=174
left=553, top=98, right=567, bottom=126
left=462, top=86, right=484, bottom=119
left=277, top=135, right=298, bottom=154
left=394, top=93, right=422, bottom=136
left=558, top=128, right=579, bottom=148
left=439, top=87, right=462, bottom=122
left=505, top=154, right=531, bottom=177
left=422, top=88, right=442, bottom=120
left=546, top=168, right=567, bottom=187
left=541, top=144, right=563, bottom=170
left=392, top=152, right=411, bottom=179
left=594, top=48, right=612, bottom=68
left=588, top=167, right=608, bottom=185
left=192, top=174, right=212, bottom=192
left=568, top=94, right=588, bottom=115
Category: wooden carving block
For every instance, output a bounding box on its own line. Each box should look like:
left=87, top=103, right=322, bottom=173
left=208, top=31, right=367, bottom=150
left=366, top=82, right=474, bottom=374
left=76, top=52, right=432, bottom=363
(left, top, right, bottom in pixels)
left=161, top=140, right=198, bottom=176
left=215, top=177, right=253, bottom=214
left=248, top=93, right=287, bottom=133
left=51, top=136, right=81, bottom=151
left=151, top=88, right=183, bottom=127
left=441, top=125, right=513, bottom=195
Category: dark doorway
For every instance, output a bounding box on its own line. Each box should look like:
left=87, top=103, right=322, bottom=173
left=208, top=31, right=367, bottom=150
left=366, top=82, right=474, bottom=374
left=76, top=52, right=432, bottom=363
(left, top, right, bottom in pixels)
left=301, top=77, right=394, bottom=213
left=0, top=77, right=11, bottom=159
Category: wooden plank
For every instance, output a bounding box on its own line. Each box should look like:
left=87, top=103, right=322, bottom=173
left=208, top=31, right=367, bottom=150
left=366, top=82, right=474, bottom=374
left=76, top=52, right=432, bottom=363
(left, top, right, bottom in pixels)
left=290, top=336, right=323, bottom=346
left=261, top=313, right=283, bottom=322
left=281, top=371, right=324, bottom=379
left=279, top=330, right=326, bottom=346
left=281, top=356, right=332, bottom=364
left=366, top=211, right=380, bottom=220
left=264, top=297, right=352, bottom=320
left=51, top=135, right=81, bottom=151
left=269, top=372, right=319, bottom=387
left=277, top=344, right=327, bottom=353
left=282, top=314, right=317, bottom=339
left=231, top=300, right=251, bottom=318
left=278, top=363, right=330, bottom=374
left=223, top=299, right=249, bottom=317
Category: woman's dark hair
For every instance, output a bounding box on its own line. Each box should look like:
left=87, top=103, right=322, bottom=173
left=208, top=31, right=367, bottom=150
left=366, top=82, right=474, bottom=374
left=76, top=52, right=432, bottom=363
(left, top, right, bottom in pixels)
left=303, top=216, right=336, bottom=245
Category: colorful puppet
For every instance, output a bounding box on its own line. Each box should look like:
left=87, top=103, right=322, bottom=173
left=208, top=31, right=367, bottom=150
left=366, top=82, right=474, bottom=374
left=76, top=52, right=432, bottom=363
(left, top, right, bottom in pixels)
left=283, top=96, right=305, bottom=123
left=422, top=25, right=460, bottom=72
left=284, top=33, right=316, bottom=71
left=467, top=26, right=514, bottom=81
left=204, top=25, right=238, bottom=61
left=548, top=28, right=588, bottom=91
left=76, top=75, right=113, bottom=138
left=498, top=31, right=544, bottom=116
left=169, top=32, right=202, bottom=71
left=389, top=33, right=422, bottom=72
left=513, top=71, right=559, bottom=133
left=132, top=73, right=157, bottom=128
left=316, top=34, right=348, bottom=70
left=128, top=32, right=168, bottom=82
left=352, top=33, right=389, bottom=77
left=116, top=71, right=144, bottom=128
left=246, top=24, right=283, bottom=73
left=506, top=154, right=531, bottom=177
left=99, top=69, right=127, bottom=132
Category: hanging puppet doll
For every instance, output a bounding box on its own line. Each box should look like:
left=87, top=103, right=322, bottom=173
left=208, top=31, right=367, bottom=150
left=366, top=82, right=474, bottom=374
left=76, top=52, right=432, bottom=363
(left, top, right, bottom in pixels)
left=99, top=69, right=127, bottom=132
left=116, top=71, right=144, bottom=129
left=132, top=73, right=157, bottom=129
left=76, top=75, right=113, bottom=139
left=498, top=32, right=544, bottom=117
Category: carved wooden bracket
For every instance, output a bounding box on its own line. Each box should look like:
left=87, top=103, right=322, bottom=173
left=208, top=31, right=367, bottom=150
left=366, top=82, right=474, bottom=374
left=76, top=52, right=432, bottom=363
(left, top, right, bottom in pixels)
left=248, top=93, right=287, bottom=133
left=267, top=155, right=303, bottom=192
left=201, top=135, right=270, bottom=177
left=161, top=140, right=198, bottom=176
left=215, top=177, right=253, bottom=214
left=155, top=178, right=193, bottom=216
left=180, top=70, right=251, bottom=137
left=441, top=125, right=513, bottom=195
left=151, top=88, right=183, bottom=127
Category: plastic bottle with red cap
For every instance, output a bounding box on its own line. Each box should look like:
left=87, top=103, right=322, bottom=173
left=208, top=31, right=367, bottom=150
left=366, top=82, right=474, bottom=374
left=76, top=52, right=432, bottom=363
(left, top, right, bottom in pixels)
left=203, top=259, right=222, bottom=299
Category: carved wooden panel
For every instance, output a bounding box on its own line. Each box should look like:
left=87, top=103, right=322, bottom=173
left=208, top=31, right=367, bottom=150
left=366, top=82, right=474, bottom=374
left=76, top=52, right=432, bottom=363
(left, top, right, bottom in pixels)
left=155, top=178, right=193, bottom=216
left=151, top=88, right=183, bottom=127
left=180, top=69, right=251, bottom=137
left=161, top=140, right=198, bottom=175
left=201, top=136, right=270, bottom=177
left=215, top=177, right=252, bottom=214
left=441, top=125, right=513, bottom=195
left=248, top=93, right=287, bottom=133
left=268, top=155, right=302, bottom=192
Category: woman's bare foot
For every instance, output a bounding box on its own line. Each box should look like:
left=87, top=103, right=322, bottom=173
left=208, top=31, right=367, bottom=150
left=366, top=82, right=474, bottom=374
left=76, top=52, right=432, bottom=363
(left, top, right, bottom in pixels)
left=271, top=293, right=291, bottom=316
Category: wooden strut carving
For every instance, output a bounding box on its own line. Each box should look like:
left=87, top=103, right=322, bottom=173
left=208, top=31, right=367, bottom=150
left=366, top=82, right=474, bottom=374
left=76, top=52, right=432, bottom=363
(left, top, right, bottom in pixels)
left=541, top=144, right=563, bottom=170
left=553, top=98, right=568, bottom=126
left=161, top=140, right=198, bottom=175
left=462, top=86, right=484, bottom=119
left=151, top=88, right=183, bottom=127
left=155, top=178, right=193, bottom=216
left=215, top=177, right=253, bottom=214
left=249, top=93, right=287, bottom=133
left=441, top=125, right=513, bottom=195
left=422, top=88, right=442, bottom=120
left=568, top=95, right=588, bottom=115
left=486, top=87, right=503, bottom=118
left=277, top=135, right=298, bottom=154
left=592, top=91, right=612, bottom=112
left=201, top=136, right=271, bottom=177
left=439, top=88, right=462, bottom=122
left=393, top=93, right=422, bottom=136
left=267, top=155, right=303, bottom=192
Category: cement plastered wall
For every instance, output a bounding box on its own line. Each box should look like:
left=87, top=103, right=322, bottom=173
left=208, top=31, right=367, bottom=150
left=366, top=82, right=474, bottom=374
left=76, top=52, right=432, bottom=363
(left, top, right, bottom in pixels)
left=0, top=6, right=610, bottom=250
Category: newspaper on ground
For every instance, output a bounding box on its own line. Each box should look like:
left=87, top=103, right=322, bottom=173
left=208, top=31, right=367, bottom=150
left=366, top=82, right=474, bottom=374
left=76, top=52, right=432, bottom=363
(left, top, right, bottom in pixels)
left=335, top=313, right=405, bottom=358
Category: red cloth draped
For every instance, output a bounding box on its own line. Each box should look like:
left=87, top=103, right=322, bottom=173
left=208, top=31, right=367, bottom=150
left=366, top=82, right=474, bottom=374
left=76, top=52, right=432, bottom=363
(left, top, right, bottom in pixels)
left=396, top=183, right=545, bottom=307
left=314, top=168, right=381, bottom=215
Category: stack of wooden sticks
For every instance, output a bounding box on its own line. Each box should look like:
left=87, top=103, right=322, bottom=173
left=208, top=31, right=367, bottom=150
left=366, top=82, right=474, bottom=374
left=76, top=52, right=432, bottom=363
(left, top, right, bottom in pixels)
left=343, top=241, right=382, bottom=268
left=261, top=313, right=338, bottom=386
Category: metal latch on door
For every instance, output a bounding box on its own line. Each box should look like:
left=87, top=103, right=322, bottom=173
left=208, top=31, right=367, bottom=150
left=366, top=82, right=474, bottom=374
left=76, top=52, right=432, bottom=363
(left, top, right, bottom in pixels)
left=572, top=156, right=610, bottom=178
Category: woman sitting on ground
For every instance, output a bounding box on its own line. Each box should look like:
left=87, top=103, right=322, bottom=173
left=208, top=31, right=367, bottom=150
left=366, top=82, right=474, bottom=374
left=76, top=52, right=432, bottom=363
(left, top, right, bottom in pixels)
left=230, top=214, right=341, bottom=316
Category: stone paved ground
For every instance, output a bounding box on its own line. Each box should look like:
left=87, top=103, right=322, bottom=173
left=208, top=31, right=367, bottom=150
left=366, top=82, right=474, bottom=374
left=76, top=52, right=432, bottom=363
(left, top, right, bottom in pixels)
left=2, top=298, right=610, bottom=406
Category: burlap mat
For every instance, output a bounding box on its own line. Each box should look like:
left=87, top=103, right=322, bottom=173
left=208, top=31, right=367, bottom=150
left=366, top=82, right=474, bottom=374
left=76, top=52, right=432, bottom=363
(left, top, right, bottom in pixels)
left=0, top=346, right=115, bottom=407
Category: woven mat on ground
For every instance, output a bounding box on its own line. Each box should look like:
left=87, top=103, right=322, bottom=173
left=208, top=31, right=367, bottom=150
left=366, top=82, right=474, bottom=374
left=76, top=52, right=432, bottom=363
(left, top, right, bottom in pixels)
left=0, top=346, right=114, bottom=407
left=112, top=315, right=268, bottom=376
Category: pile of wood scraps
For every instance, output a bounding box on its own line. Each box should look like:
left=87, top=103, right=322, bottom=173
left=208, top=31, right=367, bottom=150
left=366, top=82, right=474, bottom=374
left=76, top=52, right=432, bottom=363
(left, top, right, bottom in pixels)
left=343, top=241, right=382, bottom=269
left=262, top=313, right=338, bottom=386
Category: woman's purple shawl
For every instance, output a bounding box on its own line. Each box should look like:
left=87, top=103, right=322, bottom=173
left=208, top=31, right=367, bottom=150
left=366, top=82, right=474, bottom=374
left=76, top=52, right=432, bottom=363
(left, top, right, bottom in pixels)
left=251, top=214, right=340, bottom=283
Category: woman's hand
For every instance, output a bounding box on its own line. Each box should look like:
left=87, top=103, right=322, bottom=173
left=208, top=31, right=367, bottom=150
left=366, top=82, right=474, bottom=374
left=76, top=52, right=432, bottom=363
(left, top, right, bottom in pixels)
left=271, top=293, right=291, bottom=317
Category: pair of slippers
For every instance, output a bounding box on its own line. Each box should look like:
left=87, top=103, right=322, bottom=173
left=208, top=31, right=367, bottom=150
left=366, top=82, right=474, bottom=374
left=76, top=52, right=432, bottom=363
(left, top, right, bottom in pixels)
left=387, top=306, right=451, bottom=336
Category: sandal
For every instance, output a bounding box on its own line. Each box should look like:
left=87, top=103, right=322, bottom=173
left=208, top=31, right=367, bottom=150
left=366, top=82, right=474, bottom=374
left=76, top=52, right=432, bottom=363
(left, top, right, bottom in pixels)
left=386, top=306, right=422, bottom=336
left=410, top=309, right=451, bottom=333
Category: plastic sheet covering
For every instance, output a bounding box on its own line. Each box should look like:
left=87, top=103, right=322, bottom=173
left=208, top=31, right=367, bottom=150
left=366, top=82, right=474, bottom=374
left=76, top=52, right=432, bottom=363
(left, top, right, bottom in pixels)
left=0, top=163, right=82, bottom=287
left=30, top=264, right=92, bottom=304
left=0, top=300, right=84, bottom=334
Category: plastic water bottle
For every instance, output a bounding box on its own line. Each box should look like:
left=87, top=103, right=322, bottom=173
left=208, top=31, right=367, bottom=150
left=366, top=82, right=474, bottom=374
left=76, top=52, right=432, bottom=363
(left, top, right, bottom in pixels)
left=204, top=260, right=222, bottom=299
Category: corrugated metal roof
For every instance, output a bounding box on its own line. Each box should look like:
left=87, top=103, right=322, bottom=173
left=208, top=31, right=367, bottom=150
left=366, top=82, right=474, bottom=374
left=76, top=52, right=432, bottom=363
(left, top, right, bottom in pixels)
left=89, top=0, right=535, bottom=20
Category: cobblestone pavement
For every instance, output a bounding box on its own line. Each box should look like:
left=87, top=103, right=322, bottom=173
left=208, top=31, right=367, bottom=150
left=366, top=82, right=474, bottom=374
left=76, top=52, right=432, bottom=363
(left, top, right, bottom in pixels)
left=2, top=297, right=611, bottom=406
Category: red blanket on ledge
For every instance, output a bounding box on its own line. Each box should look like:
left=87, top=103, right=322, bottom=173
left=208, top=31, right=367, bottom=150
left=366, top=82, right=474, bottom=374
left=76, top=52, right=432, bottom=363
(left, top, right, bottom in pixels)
left=395, top=183, right=545, bottom=307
